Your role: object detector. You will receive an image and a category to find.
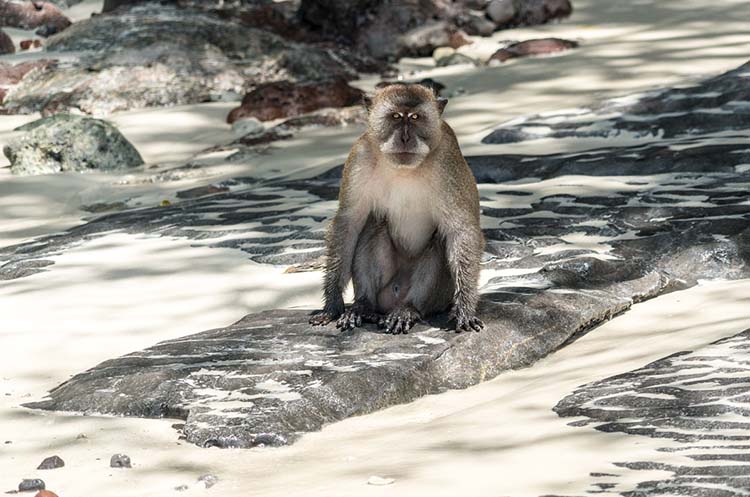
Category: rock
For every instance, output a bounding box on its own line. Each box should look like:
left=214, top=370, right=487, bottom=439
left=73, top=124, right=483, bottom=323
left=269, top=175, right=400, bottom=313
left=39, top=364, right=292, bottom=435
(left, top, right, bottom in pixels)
left=458, top=11, right=496, bottom=36
left=110, top=453, right=131, bottom=468
left=19, top=39, right=43, bottom=51
left=448, top=30, right=473, bottom=49
left=36, top=455, right=64, bottom=470
left=13, top=61, right=750, bottom=448
left=231, top=117, right=265, bottom=138
left=555, top=329, right=750, bottom=496
left=400, top=22, right=454, bottom=58
left=506, top=0, right=572, bottom=28
left=2, top=4, right=367, bottom=116
left=174, top=485, right=188, bottom=492
left=4, top=114, right=144, bottom=176
left=488, top=37, right=579, bottom=63
left=34, top=491, right=58, bottom=497
left=432, top=46, right=456, bottom=61
left=0, top=1, right=71, bottom=36
left=487, top=0, right=516, bottom=24
left=18, top=479, right=45, bottom=492
left=198, top=474, right=218, bottom=489
left=0, top=29, right=15, bottom=54
left=436, top=52, right=479, bottom=67
left=227, top=79, right=364, bottom=124
left=483, top=59, right=750, bottom=143
left=368, top=476, right=395, bottom=486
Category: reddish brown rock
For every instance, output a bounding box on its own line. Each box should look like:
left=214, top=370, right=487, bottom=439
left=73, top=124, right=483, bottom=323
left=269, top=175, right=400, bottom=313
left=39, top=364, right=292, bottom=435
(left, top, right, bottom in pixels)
left=227, top=79, right=364, bottom=124
left=19, top=39, right=43, bottom=50
left=0, top=60, right=55, bottom=85
left=489, top=38, right=579, bottom=63
left=448, top=30, right=473, bottom=49
left=0, top=1, right=72, bottom=36
left=0, top=29, right=14, bottom=55
left=34, top=491, right=59, bottom=497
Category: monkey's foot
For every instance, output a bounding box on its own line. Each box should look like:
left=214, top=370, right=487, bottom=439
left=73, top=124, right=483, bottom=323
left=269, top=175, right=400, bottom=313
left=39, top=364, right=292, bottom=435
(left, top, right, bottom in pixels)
left=336, top=303, right=380, bottom=331
left=452, top=314, right=484, bottom=333
left=379, top=307, right=421, bottom=335
left=309, top=311, right=339, bottom=326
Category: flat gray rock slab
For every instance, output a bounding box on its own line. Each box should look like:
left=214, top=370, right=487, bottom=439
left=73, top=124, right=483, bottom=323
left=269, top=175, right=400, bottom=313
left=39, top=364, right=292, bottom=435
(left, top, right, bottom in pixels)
left=15, top=60, right=750, bottom=448
left=555, top=329, right=750, bottom=497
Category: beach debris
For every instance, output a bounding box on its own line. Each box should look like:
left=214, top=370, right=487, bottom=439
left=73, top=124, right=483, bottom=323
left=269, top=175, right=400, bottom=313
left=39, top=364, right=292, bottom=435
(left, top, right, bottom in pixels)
left=109, top=454, right=132, bottom=468
left=37, top=456, right=64, bottom=470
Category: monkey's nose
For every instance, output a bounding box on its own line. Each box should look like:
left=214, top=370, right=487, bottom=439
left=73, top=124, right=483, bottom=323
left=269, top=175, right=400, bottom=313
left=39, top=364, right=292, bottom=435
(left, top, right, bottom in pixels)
left=400, top=129, right=410, bottom=145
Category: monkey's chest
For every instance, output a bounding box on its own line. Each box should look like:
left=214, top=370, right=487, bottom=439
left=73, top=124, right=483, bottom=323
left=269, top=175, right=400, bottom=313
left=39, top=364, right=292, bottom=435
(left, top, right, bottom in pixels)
left=376, top=187, right=437, bottom=256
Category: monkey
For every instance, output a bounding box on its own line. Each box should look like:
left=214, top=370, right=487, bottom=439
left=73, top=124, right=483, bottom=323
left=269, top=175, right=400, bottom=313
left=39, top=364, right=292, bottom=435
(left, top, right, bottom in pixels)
left=309, top=83, right=484, bottom=334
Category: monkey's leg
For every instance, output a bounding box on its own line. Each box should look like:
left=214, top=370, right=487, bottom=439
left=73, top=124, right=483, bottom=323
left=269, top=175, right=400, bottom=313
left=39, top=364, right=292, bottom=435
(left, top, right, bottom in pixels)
left=379, top=238, right=454, bottom=335
left=341, top=217, right=397, bottom=331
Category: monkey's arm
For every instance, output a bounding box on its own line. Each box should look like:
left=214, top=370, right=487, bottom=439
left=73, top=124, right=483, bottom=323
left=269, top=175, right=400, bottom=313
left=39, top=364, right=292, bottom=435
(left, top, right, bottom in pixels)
left=310, top=141, right=372, bottom=325
left=442, top=217, right=485, bottom=332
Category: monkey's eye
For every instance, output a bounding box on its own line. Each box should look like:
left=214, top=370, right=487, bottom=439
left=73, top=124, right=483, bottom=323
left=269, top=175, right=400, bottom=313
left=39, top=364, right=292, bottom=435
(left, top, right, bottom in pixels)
left=410, top=113, right=419, bottom=120
left=391, top=112, right=403, bottom=120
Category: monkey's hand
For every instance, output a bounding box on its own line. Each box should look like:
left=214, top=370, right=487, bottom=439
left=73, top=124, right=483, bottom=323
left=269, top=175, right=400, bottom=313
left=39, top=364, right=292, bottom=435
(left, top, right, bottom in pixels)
left=309, top=292, right=345, bottom=326
left=379, top=307, right=421, bottom=335
left=450, top=309, right=484, bottom=333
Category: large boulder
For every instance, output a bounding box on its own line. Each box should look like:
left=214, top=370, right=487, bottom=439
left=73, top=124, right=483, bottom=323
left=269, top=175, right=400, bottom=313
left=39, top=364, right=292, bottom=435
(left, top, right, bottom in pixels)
left=1, top=3, right=370, bottom=116
left=227, top=79, right=364, bottom=123
left=3, top=113, right=144, bottom=175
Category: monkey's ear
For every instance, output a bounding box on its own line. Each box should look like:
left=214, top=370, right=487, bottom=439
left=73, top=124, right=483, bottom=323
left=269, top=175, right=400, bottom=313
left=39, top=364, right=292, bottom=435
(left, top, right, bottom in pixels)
left=362, top=95, right=373, bottom=112
left=437, top=98, right=448, bottom=115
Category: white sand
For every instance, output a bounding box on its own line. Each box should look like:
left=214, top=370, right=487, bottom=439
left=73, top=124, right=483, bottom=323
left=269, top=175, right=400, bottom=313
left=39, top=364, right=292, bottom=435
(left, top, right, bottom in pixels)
left=1, top=0, right=750, bottom=494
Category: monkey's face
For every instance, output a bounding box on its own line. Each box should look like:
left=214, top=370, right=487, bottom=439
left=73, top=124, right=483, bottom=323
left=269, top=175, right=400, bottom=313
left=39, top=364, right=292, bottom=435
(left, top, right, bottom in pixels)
left=368, top=85, right=446, bottom=169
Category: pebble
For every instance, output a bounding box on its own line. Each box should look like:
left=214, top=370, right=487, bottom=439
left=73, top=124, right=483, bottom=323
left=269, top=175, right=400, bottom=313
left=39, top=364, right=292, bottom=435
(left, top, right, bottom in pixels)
left=174, top=485, right=188, bottom=492
left=367, top=476, right=395, bottom=486
left=37, top=456, right=65, bottom=470
left=109, top=453, right=132, bottom=468
left=198, top=474, right=219, bottom=488
left=18, top=479, right=45, bottom=492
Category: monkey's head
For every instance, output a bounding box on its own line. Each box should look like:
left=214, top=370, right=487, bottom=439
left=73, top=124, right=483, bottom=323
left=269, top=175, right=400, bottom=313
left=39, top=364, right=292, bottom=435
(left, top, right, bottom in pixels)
left=365, top=83, right=447, bottom=168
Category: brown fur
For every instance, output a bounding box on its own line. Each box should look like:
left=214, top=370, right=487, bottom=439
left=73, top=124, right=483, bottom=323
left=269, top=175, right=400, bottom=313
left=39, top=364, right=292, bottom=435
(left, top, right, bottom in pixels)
left=310, top=83, right=484, bottom=334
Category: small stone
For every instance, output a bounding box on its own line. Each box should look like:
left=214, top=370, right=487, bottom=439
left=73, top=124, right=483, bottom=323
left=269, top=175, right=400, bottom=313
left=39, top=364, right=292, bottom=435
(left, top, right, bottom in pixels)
left=198, top=474, right=218, bottom=489
left=37, top=456, right=65, bottom=470
left=367, top=476, right=395, bottom=486
left=75, top=433, right=87, bottom=440
left=487, top=0, right=517, bottom=25
left=231, top=117, right=265, bottom=138
left=461, top=12, right=496, bottom=36
left=435, top=53, right=479, bottom=67
left=109, top=453, right=131, bottom=468
left=34, top=491, right=58, bottom=497
left=18, top=479, right=45, bottom=492
left=174, top=485, right=188, bottom=492
left=160, top=200, right=172, bottom=207
left=432, top=46, right=456, bottom=61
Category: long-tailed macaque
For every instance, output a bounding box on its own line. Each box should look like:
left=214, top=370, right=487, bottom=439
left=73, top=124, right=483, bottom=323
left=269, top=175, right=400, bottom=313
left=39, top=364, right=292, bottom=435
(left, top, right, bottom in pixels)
left=310, top=83, right=484, bottom=334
